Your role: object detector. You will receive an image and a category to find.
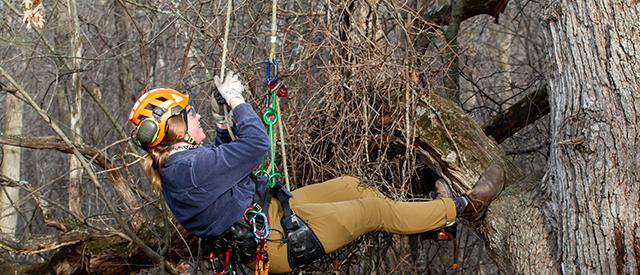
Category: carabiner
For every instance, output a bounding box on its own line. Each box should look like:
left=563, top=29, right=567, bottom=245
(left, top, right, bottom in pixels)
left=251, top=212, right=269, bottom=239
left=265, top=58, right=279, bottom=83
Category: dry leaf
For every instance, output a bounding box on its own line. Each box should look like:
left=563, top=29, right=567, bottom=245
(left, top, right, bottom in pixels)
left=22, top=0, right=45, bottom=30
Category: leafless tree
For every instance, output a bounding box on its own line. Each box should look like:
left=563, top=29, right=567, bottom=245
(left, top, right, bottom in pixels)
left=0, top=0, right=637, bottom=274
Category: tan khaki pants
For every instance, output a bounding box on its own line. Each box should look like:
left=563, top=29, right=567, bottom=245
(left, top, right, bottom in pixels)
left=262, top=176, right=457, bottom=273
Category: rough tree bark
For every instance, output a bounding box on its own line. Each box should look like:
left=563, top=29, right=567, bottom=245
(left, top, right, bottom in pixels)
left=414, top=94, right=558, bottom=274
left=4, top=1, right=638, bottom=274
left=544, top=1, right=640, bottom=273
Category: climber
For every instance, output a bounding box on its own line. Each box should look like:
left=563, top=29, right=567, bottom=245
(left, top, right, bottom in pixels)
left=127, top=71, right=505, bottom=274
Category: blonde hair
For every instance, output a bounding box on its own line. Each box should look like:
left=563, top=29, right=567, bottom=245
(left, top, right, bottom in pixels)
left=144, top=115, right=187, bottom=191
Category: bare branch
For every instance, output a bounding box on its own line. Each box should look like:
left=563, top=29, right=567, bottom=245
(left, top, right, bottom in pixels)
left=482, top=85, right=549, bottom=143
left=0, top=174, right=27, bottom=188
left=422, top=0, right=510, bottom=26
left=0, top=66, right=177, bottom=275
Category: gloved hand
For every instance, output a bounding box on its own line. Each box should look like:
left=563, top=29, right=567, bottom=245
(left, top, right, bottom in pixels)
left=214, top=71, right=245, bottom=106
left=212, top=86, right=226, bottom=106
left=211, top=83, right=234, bottom=129
left=211, top=83, right=226, bottom=122
left=211, top=97, right=226, bottom=122
left=214, top=111, right=234, bottom=129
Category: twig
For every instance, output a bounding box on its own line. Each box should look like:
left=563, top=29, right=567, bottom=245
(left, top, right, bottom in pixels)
left=0, top=66, right=178, bottom=275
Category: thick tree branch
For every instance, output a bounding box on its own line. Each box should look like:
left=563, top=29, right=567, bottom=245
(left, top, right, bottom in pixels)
left=482, top=85, right=550, bottom=143
left=415, top=0, right=509, bottom=52
left=412, top=93, right=557, bottom=273
left=14, top=231, right=92, bottom=256
left=0, top=66, right=177, bottom=275
left=422, top=0, right=509, bottom=26
left=0, top=134, right=140, bottom=209
left=0, top=135, right=112, bottom=170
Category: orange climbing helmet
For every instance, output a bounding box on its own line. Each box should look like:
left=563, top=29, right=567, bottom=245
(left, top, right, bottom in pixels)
left=128, top=88, right=190, bottom=149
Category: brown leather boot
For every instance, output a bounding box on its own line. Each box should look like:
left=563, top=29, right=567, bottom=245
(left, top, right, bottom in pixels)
left=459, top=163, right=505, bottom=221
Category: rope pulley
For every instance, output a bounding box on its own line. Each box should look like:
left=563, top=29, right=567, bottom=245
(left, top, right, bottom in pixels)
left=208, top=1, right=291, bottom=274
left=266, top=60, right=288, bottom=98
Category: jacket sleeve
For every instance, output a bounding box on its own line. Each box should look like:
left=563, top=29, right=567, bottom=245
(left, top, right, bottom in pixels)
left=214, top=125, right=237, bottom=146
left=193, top=103, right=269, bottom=187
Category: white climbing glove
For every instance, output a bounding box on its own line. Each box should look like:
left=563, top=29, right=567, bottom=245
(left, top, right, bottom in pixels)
left=214, top=71, right=245, bottom=106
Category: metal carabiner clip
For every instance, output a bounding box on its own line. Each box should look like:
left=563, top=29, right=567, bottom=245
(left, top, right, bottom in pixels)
left=251, top=212, right=269, bottom=239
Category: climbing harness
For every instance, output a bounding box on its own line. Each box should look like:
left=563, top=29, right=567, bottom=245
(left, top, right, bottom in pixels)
left=205, top=1, right=323, bottom=273
left=204, top=179, right=324, bottom=273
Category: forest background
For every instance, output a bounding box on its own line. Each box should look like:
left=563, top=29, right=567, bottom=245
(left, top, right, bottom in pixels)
left=0, top=0, right=638, bottom=274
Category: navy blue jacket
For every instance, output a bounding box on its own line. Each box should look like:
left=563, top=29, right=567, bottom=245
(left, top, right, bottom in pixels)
left=160, top=103, right=269, bottom=237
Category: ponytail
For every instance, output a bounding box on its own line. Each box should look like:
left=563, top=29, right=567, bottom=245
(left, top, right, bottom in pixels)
left=144, top=147, right=171, bottom=191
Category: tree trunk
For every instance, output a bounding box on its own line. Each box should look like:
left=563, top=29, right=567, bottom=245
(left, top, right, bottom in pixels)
left=415, top=95, right=559, bottom=274
left=67, top=0, right=84, bottom=219
left=0, top=93, right=22, bottom=237
left=544, top=1, right=640, bottom=273
left=114, top=1, right=133, bottom=99
left=442, top=0, right=462, bottom=103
